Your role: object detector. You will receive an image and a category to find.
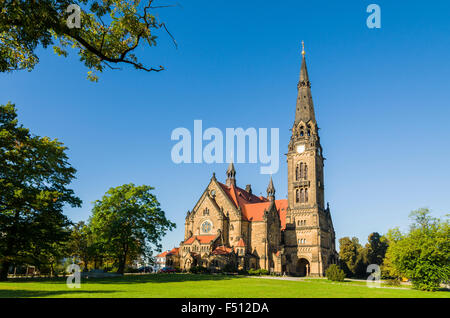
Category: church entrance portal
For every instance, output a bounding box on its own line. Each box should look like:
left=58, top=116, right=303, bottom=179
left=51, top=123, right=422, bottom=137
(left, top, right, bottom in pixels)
left=296, top=258, right=310, bottom=277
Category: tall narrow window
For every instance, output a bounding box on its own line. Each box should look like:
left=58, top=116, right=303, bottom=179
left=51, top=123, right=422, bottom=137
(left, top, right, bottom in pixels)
left=305, top=188, right=308, bottom=202
left=296, top=189, right=300, bottom=203
left=303, top=164, right=308, bottom=179
left=300, top=188, right=305, bottom=203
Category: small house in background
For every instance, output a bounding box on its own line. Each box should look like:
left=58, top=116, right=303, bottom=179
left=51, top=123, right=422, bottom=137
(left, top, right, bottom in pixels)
left=155, top=247, right=180, bottom=271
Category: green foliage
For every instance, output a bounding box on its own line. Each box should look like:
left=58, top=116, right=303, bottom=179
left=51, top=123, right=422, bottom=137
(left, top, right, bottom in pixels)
left=338, top=237, right=366, bottom=278
left=1, top=0, right=175, bottom=81
left=365, top=232, right=388, bottom=265
left=124, top=266, right=139, bottom=273
left=384, top=208, right=450, bottom=291
left=89, top=183, right=175, bottom=274
left=0, top=102, right=81, bottom=280
left=237, top=269, right=248, bottom=275
left=189, top=265, right=209, bottom=274
left=222, top=263, right=237, bottom=273
left=384, top=278, right=401, bottom=287
left=325, top=264, right=346, bottom=282
left=66, top=221, right=94, bottom=271
left=247, top=269, right=269, bottom=276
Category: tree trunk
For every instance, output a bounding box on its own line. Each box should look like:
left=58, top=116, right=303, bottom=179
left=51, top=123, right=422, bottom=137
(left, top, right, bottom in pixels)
left=117, top=252, right=127, bottom=274
left=0, top=261, right=11, bottom=281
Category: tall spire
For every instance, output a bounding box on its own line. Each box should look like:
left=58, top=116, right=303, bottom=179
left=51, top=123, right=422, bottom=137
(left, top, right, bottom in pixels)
left=226, top=162, right=236, bottom=187
left=266, top=176, right=275, bottom=201
left=295, top=41, right=316, bottom=125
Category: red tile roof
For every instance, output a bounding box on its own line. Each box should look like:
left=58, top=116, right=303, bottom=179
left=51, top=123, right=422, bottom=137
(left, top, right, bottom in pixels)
left=167, top=247, right=180, bottom=256
left=218, top=182, right=287, bottom=229
left=236, top=238, right=246, bottom=247
left=156, top=251, right=169, bottom=258
left=183, top=235, right=217, bottom=245
left=240, top=199, right=288, bottom=229
left=219, top=183, right=268, bottom=209
left=276, top=199, right=288, bottom=230
left=212, top=245, right=233, bottom=255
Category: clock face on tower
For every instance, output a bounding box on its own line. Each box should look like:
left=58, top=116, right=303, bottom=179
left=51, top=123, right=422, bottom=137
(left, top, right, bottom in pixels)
left=296, top=145, right=305, bottom=153
left=201, top=221, right=212, bottom=234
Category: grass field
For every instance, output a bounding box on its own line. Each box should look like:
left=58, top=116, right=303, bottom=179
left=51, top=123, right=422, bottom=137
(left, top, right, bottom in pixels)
left=0, top=274, right=448, bottom=298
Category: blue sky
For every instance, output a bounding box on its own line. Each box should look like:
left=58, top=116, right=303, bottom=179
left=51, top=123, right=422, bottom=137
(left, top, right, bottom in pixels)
left=1, top=0, right=449, bottom=252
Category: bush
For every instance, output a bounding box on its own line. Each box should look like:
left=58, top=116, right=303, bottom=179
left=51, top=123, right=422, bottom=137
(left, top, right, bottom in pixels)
left=385, top=278, right=401, bottom=286
left=325, top=264, right=346, bottom=282
left=222, top=263, right=237, bottom=273
left=124, top=267, right=139, bottom=273
left=248, top=269, right=269, bottom=276
left=189, top=266, right=209, bottom=274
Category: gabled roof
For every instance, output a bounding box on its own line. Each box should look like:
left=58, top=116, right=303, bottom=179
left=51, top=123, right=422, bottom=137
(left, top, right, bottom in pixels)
left=183, top=235, right=217, bottom=245
left=236, top=238, right=246, bottom=247
left=240, top=199, right=288, bottom=229
left=218, top=182, right=268, bottom=210
left=218, top=182, right=287, bottom=229
left=167, top=247, right=180, bottom=256
left=156, top=251, right=169, bottom=258
left=212, top=246, right=233, bottom=255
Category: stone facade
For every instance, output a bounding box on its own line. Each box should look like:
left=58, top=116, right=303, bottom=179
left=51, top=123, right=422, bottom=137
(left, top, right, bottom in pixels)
left=178, top=50, right=338, bottom=276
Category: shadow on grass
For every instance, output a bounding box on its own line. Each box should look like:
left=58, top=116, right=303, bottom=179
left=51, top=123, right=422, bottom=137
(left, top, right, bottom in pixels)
left=0, top=289, right=116, bottom=298
left=4, top=273, right=244, bottom=285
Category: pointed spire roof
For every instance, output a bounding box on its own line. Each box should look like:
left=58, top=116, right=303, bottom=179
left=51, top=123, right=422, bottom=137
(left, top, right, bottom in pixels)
left=267, top=176, right=275, bottom=201
left=226, top=162, right=236, bottom=186
left=295, top=41, right=316, bottom=125
left=226, top=162, right=235, bottom=175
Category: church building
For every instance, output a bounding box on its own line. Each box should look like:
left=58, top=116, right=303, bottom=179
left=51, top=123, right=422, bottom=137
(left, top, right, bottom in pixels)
left=178, top=46, right=338, bottom=276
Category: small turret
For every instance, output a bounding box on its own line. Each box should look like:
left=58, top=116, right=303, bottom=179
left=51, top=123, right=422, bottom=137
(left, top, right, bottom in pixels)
left=226, top=162, right=236, bottom=186
left=267, top=177, right=275, bottom=201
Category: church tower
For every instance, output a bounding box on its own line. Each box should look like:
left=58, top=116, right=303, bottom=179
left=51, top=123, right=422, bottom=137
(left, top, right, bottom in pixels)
left=284, top=42, right=337, bottom=276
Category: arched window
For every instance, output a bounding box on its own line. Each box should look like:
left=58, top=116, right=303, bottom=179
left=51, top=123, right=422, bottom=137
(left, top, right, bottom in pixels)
left=295, top=164, right=299, bottom=181
left=303, top=164, right=308, bottom=179
left=300, top=189, right=305, bottom=203
left=296, top=189, right=300, bottom=203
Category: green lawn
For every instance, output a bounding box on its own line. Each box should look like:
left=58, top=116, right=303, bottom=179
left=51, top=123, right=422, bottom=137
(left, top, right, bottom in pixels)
left=0, top=274, right=448, bottom=298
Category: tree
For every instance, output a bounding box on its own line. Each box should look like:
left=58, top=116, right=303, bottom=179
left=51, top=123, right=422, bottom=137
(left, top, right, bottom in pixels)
left=325, top=264, right=346, bottom=282
left=384, top=208, right=450, bottom=291
left=67, top=221, right=93, bottom=271
left=365, top=232, right=388, bottom=265
left=338, top=236, right=366, bottom=278
left=0, top=102, right=81, bottom=280
left=1, top=0, right=176, bottom=81
left=90, top=183, right=175, bottom=274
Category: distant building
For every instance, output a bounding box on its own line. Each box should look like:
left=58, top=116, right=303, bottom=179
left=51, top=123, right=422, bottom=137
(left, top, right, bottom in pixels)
left=155, top=247, right=180, bottom=271
left=155, top=251, right=169, bottom=271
